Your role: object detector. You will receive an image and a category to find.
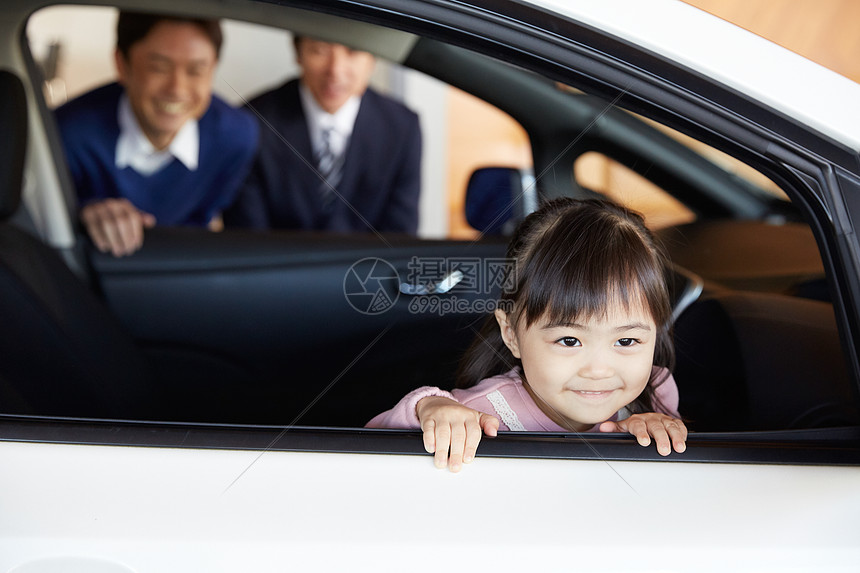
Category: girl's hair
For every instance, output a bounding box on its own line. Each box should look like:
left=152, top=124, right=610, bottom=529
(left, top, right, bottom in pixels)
left=455, top=197, right=675, bottom=414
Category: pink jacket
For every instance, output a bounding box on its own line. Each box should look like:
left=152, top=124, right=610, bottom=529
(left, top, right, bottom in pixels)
left=366, top=368, right=680, bottom=431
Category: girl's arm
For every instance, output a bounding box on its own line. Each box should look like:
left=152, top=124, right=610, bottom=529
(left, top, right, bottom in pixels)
left=653, top=368, right=681, bottom=417
left=417, top=396, right=500, bottom=472
left=366, top=386, right=457, bottom=429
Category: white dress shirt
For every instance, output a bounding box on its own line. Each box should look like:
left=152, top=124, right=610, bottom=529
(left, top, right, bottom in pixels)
left=298, top=81, right=361, bottom=161
left=115, top=94, right=200, bottom=176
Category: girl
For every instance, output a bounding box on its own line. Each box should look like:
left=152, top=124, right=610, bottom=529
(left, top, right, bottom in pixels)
left=367, top=198, right=687, bottom=471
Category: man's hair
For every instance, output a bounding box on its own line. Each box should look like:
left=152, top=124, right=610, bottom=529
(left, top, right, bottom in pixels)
left=116, top=11, right=223, bottom=59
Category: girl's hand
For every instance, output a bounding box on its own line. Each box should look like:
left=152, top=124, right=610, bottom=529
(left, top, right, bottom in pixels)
left=598, top=413, right=687, bottom=456
left=416, top=396, right=500, bottom=472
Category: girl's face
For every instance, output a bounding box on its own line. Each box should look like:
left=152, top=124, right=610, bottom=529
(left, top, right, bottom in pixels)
left=495, top=301, right=657, bottom=432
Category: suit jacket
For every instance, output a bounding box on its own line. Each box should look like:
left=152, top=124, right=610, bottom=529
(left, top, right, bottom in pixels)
left=224, top=79, right=421, bottom=233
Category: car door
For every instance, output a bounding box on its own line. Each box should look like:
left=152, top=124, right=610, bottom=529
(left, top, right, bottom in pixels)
left=88, top=228, right=508, bottom=426
left=2, top=0, right=860, bottom=570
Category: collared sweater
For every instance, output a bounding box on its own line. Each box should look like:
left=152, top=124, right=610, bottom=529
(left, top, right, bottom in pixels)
left=56, top=82, right=258, bottom=226
left=366, top=367, right=680, bottom=431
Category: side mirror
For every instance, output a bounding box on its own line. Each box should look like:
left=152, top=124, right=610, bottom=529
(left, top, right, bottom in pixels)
left=464, top=166, right=536, bottom=235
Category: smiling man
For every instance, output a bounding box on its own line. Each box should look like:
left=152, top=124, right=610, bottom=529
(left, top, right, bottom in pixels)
left=56, top=11, right=258, bottom=256
left=223, top=36, right=421, bottom=234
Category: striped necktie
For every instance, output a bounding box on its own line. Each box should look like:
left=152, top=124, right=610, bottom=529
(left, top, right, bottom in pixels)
left=315, top=127, right=344, bottom=207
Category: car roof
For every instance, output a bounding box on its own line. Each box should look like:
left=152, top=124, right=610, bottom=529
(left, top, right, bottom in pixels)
left=532, top=0, right=860, bottom=153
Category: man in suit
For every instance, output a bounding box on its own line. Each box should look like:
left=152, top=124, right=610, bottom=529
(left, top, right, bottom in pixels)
left=224, top=36, right=421, bottom=234
left=56, top=11, right=258, bottom=257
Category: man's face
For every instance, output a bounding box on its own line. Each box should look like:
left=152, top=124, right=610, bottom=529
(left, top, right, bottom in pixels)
left=115, top=20, right=217, bottom=150
left=296, top=38, right=375, bottom=114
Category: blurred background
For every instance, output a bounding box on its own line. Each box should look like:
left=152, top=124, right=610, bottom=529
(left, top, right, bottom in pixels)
left=26, top=1, right=859, bottom=239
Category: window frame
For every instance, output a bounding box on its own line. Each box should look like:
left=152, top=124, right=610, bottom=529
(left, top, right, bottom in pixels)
left=4, top=0, right=860, bottom=467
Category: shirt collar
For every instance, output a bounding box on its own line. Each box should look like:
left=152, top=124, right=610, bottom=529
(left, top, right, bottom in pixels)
left=115, top=94, right=200, bottom=175
left=298, top=81, right=362, bottom=156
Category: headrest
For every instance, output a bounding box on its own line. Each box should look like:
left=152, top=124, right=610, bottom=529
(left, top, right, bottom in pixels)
left=0, top=70, right=28, bottom=221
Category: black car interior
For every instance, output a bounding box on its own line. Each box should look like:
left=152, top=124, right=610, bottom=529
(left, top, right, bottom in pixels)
left=0, top=69, right=157, bottom=419
left=2, top=17, right=859, bottom=434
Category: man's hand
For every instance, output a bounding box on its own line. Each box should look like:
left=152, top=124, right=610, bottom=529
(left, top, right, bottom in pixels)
left=416, top=396, right=500, bottom=472
left=80, top=198, right=156, bottom=257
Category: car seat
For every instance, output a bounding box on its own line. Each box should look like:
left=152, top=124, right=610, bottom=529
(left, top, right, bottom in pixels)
left=673, top=289, right=860, bottom=431
left=0, top=69, right=158, bottom=419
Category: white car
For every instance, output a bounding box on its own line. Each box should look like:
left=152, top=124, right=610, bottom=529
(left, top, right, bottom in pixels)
left=1, top=0, right=859, bottom=571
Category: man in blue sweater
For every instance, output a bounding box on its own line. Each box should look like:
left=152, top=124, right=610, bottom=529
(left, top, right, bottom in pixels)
left=56, top=11, right=258, bottom=256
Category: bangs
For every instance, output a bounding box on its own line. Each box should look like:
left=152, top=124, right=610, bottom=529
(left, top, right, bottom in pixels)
left=511, top=207, right=671, bottom=330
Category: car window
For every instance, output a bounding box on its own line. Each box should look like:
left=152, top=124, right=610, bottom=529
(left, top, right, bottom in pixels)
left=445, top=86, right=531, bottom=239
left=636, top=114, right=789, bottom=203
left=14, top=2, right=858, bottom=445
left=26, top=6, right=533, bottom=241
left=575, top=151, right=695, bottom=229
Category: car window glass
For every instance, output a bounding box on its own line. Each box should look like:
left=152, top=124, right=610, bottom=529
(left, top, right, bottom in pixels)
left=574, top=151, right=695, bottom=229
left=17, top=4, right=856, bottom=438
left=26, top=6, right=532, bottom=240
left=638, top=116, right=789, bottom=202
left=446, top=87, right=531, bottom=239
